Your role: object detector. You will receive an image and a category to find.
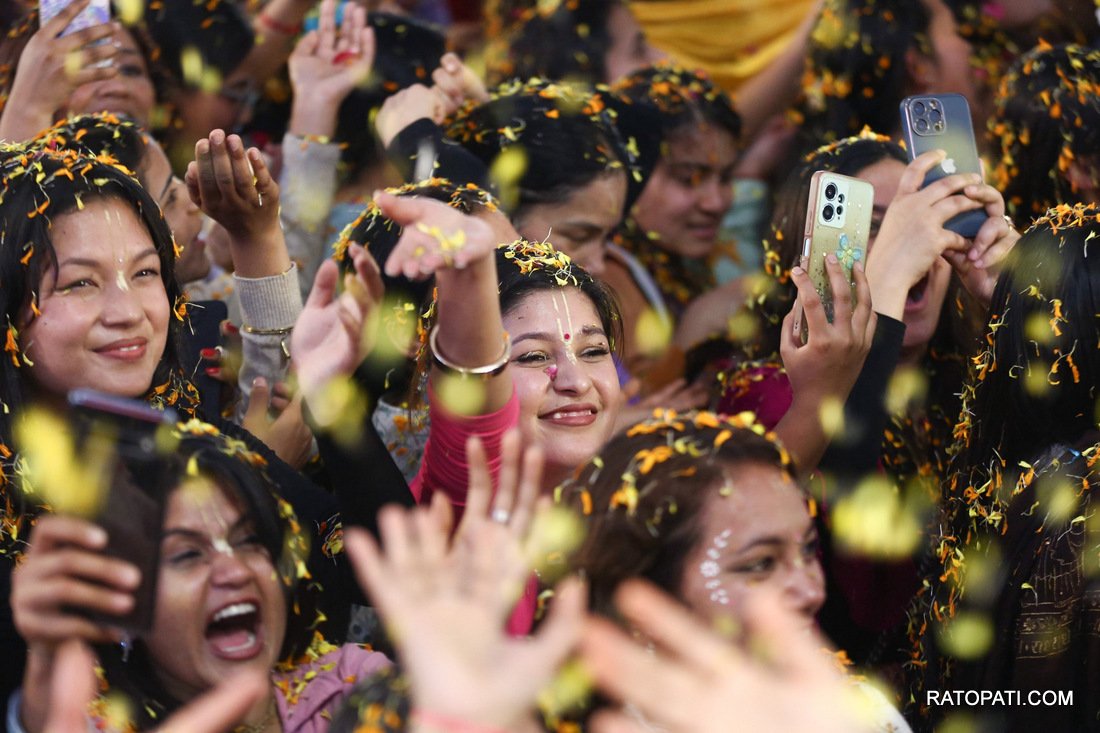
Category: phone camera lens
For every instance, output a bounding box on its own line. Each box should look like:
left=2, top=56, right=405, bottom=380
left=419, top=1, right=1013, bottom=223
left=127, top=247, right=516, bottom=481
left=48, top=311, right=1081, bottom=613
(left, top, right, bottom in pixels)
left=930, top=109, right=943, bottom=123
left=836, top=205, right=844, bottom=216
left=913, top=101, right=926, bottom=115
left=915, top=118, right=929, bottom=133
left=822, top=204, right=835, bottom=221
left=824, top=183, right=838, bottom=200
left=838, top=193, right=845, bottom=203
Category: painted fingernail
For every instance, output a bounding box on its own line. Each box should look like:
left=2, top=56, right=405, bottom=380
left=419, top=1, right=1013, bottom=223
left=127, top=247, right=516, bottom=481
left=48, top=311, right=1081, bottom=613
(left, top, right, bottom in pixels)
left=199, top=347, right=219, bottom=359
left=205, top=366, right=221, bottom=377
left=826, top=253, right=838, bottom=265
left=791, top=266, right=804, bottom=276
left=222, top=321, right=239, bottom=334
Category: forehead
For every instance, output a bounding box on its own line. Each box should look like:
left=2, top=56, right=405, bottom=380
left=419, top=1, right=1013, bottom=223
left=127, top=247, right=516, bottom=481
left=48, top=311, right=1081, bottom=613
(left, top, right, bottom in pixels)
left=50, top=197, right=153, bottom=255
left=527, top=172, right=626, bottom=226
left=503, top=287, right=603, bottom=331
left=697, top=463, right=808, bottom=542
left=663, top=123, right=738, bottom=167
left=165, top=476, right=242, bottom=531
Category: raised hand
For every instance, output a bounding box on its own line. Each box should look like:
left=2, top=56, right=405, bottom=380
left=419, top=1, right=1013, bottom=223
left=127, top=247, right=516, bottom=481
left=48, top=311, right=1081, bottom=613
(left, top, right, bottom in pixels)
left=0, top=0, right=119, bottom=142
left=288, top=0, right=375, bottom=139
left=944, top=183, right=1019, bottom=306
left=374, top=83, right=450, bottom=147
left=783, top=255, right=876, bottom=406
left=345, top=431, right=585, bottom=733
left=376, top=191, right=498, bottom=280
left=866, top=149, right=985, bottom=320
left=581, top=581, right=876, bottom=733
left=430, top=52, right=490, bottom=117
left=291, top=242, right=384, bottom=398
left=184, top=130, right=283, bottom=268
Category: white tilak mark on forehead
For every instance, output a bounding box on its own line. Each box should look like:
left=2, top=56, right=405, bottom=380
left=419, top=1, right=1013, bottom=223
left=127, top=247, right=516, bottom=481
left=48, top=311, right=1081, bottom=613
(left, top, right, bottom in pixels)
left=116, top=269, right=129, bottom=291
left=212, top=537, right=233, bottom=557
left=550, top=290, right=578, bottom=364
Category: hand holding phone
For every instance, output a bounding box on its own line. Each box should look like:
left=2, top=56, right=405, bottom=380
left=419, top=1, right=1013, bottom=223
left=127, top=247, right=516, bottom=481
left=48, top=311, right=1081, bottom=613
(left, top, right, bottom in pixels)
left=899, top=93, right=988, bottom=238
left=799, top=171, right=874, bottom=337
left=39, top=0, right=110, bottom=38
left=62, top=390, right=179, bottom=632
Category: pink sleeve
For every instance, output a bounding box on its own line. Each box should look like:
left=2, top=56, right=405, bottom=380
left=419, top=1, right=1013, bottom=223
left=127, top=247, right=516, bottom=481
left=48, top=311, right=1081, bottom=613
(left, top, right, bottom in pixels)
left=410, top=384, right=520, bottom=510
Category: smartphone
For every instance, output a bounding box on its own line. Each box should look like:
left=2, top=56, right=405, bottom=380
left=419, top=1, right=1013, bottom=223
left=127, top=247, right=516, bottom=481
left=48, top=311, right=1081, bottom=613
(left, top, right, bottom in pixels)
left=899, top=93, right=987, bottom=238
left=800, top=171, right=874, bottom=334
left=39, top=0, right=111, bottom=37
left=66, top=389, right=179, bottom=633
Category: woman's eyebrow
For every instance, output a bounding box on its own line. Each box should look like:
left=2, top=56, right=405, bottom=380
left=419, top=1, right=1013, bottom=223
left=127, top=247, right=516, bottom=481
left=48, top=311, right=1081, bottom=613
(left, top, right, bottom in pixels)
left=512, top=325, right=606, bottom=344
left=58, top=247, right=159, bottom=270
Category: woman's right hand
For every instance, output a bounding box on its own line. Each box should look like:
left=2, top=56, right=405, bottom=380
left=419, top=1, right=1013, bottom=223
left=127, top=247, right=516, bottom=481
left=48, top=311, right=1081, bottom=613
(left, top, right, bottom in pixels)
left=13, top=515, right=140, bottom=733
left=13, top=515, right=138, bottom=650
left=865, top=149, right=984, bottom=320
left=0, top=0, right=119, bottom=141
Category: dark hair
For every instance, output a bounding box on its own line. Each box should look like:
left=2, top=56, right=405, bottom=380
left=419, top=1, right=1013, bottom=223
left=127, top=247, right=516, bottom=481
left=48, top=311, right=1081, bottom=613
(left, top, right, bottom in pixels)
left=560, top=411, right=793, bottom=617
left=484, top=0, right=620, bottom=86
left=0, top=148, right=194, bottom=452
left=30, top=113, right=150, bottom=176
left=954, top=204, right=1100, bottom=475
left=990, top=43, right=1100, bottom=223
left=97, top=427, right=314, bottom=729
left=797, top=0, right=931, bottom=145
left=496, top=239, right=622, bottom=353
left=443, top=79, right=631, bottom=218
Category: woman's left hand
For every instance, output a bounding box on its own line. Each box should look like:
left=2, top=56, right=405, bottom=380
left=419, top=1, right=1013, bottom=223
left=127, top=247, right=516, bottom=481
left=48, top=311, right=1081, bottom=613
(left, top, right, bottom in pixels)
left=944, top=182, right=1019, bottom=306
left=290, top=242, right=384, bottom=398
left=345, top=431, right=585, bottom=732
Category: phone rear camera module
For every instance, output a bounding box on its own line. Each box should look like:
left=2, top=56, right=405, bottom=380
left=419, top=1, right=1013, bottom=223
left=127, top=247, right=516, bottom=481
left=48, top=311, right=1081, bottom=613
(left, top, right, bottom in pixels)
left=824, top=182, right=838, bottom=200
left=822, top=204, right=835, bottom=221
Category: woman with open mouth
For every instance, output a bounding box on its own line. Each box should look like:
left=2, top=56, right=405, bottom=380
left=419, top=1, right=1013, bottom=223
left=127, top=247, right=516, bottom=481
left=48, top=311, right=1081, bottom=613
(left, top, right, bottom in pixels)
left=10, top=424, right=392, bottom=733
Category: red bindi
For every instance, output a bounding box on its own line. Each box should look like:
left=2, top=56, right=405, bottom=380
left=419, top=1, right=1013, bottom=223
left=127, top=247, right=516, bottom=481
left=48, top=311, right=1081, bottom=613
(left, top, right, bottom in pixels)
left=563, top=333, right=571, bottom=340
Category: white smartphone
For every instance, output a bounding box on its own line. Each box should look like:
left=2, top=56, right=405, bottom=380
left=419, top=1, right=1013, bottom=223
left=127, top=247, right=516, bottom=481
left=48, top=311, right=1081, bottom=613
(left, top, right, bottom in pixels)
left=39, top=0, right=110, bottom=37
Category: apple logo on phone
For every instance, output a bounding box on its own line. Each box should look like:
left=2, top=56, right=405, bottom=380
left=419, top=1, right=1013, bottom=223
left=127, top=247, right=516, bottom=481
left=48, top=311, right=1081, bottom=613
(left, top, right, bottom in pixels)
left=941, top=158, right=957, bottom=174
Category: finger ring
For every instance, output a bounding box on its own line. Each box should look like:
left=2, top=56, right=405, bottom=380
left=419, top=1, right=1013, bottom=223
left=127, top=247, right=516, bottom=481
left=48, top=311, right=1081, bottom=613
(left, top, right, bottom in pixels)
left=491, top=508, right=510, bottom=524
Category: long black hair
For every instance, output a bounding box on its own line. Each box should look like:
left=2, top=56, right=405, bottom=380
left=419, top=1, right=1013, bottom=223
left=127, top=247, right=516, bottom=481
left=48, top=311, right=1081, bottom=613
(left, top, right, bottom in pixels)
left=953, top=204, right=1100, bottom=475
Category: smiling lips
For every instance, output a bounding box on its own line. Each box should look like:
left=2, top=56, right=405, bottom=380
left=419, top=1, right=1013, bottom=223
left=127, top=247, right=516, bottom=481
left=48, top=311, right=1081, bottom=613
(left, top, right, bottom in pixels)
left=94, top=338, right=147, bottom=361
left=205, top=600, right=263, bottom=660
left=540, top=404, right=599, bottom=427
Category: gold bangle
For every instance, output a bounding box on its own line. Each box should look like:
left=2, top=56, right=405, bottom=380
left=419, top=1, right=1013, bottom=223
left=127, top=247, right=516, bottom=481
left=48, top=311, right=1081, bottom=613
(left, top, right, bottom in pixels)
left=429, top=325, right=510, bottom=379
left=240, top=323, right=294, bottom=336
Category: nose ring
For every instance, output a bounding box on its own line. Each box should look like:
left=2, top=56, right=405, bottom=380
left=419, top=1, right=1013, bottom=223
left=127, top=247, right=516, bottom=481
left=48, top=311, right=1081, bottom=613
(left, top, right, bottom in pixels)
left=545, top=365, right=558, bottom=381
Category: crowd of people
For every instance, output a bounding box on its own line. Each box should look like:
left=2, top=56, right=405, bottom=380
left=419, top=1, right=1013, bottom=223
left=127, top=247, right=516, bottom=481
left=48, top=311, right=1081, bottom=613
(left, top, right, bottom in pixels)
left=0, top=0, right=1096, bottom=731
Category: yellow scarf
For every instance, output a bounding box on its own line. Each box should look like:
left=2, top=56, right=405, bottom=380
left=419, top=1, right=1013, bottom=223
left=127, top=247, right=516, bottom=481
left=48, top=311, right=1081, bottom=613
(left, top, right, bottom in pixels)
left=629, top=0, right=817, bottom=93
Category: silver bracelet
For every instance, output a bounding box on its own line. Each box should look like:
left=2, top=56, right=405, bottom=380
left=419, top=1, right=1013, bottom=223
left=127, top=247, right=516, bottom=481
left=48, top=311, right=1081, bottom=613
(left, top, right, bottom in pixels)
left=429, top=324, right=510, bottom=379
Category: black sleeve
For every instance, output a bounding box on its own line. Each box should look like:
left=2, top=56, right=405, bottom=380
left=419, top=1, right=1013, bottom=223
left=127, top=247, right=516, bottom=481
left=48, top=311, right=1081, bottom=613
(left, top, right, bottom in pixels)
left=386, top=118, right=490, bottom=189
left=313, top=412, right=416, bottom=539
left=818, top=314, right=906, bottom=477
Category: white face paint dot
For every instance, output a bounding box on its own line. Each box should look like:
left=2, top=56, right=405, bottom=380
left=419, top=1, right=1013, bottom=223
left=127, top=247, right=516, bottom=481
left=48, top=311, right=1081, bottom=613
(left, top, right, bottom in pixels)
left=700, top=559, right=719, bottom=578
